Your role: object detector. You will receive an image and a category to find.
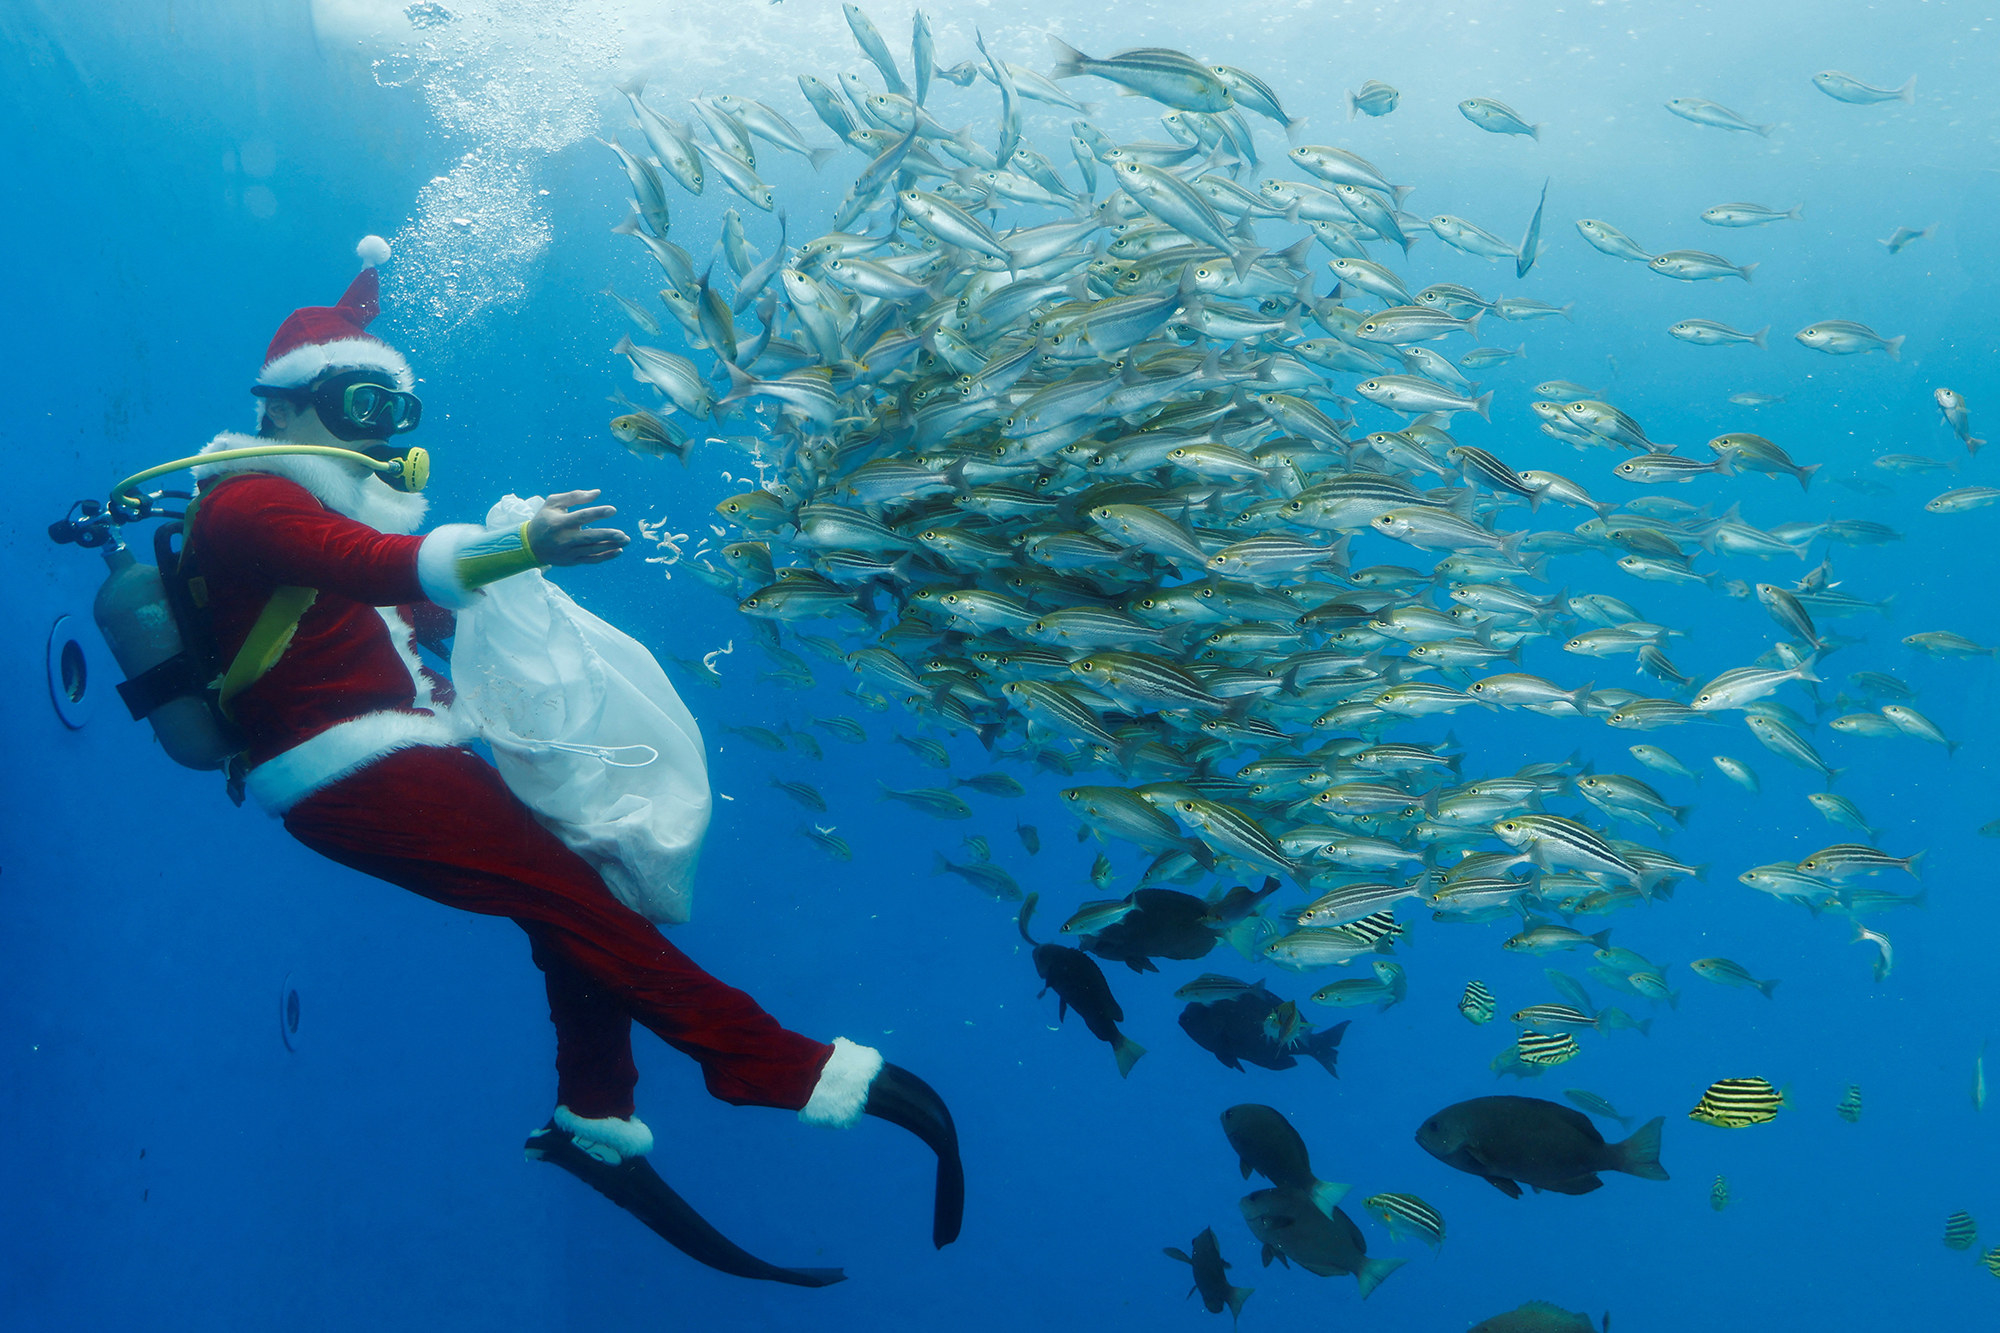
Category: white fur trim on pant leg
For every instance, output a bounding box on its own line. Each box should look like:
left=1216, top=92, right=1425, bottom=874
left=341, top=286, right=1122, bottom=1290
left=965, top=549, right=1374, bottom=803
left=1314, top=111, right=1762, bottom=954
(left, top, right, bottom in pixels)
left=554, top=1105, right=654, bottom=1164
left=798, top=1037, right=885, bottom=1128
left=416, top=524, right=487, bottom=609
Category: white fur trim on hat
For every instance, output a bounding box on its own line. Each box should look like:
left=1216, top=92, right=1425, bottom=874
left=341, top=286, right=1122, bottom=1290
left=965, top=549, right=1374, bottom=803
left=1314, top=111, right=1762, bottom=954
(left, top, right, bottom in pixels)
left=357, top=235, right=392, bottom=267
left=798, top=1037, right=885, bottom=1128
left=258, top=336, right=415, bottom=393
left=554, top=1105, right=654, bottom=1164
left=193, top=432, right=429, bottom=534
left=245, top=709, right=468, bottom=815
left=416, top=524, right=487, bottom=610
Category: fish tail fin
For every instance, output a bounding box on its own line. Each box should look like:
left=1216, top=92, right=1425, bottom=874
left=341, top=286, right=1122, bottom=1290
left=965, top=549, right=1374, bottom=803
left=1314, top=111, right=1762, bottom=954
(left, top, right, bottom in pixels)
left=1756, top=121, right=1775, bottom=137
left=1738, top=261, right=1759, bottom=283
left=1112, top=1033, right=1147, bottom=1078
left=1786, top=203, right=1804, bottom=220
left=1590, top=928, right=1613, bottom=950
left=1354, top=1255, right=1407, bottom=1300
left=718, top=358, right=758, bottom=405
left=806, top=145, right=840, bottom=172
left=616, top=76, right=647, bottom=99
left=1885, top=334, right=1906, bottom=361
left=1899, top=76, right=1917, bottom=103
left=1751, top=325, right=1769, bottom=349
left=1349, top=91, right=1360, bottom=119
left=1907, top=848, right=1927, bottom=878
left=1757, top=977, right=1780, bottom=1000
left=1304, top=1020, right=1350, bottom=1079
left=1045, top=35, right=1090, bottom=80
left=930, top=851, right=950, bottom=876
left=1308, top=1178, right=1352, bottom=1216
left=1614, top=1116, right=1670, bottom=1181
left=1796, top=461, right=1820, bottom=491
left=1472, top=390, right=1494, bottom=422
left=1529, top=123, right=1545, bottom=141
left=1227, top=1284, right=1254, bottom=1320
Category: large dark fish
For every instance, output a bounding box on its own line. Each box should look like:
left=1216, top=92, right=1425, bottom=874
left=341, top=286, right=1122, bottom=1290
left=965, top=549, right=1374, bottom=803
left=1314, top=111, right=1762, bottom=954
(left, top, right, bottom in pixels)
left=1162, top=1225, right=1253, bottom=1324
left=1219, top=1104, right=1348, bottom=1215
left=1469, top=1300, right=1606, bottom=1333
left=1021, top=895, right=1146, bottom=1076
left=1416, top=1095, right=1668, bottom=1197
left=1179, top=987, right=1348, bottom=1075
left=1237, top=1188, right=1405, bottom=1298
left=1080, top=887, right=1219, bottom=972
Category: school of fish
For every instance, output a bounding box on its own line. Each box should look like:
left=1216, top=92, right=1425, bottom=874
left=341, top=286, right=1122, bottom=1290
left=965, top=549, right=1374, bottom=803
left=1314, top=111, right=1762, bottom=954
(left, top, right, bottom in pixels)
left=591, top=6, right=1994, bottom=1310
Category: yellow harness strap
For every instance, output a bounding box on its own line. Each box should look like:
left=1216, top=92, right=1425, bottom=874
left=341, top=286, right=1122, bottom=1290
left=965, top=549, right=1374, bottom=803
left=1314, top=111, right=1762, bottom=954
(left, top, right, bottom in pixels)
left=217, top=585, right=318, bottom=718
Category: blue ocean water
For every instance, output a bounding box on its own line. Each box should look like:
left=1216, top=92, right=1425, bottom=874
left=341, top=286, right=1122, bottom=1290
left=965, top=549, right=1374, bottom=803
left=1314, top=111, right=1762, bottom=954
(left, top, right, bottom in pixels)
left=4, top=1, right=1998, bottom=1329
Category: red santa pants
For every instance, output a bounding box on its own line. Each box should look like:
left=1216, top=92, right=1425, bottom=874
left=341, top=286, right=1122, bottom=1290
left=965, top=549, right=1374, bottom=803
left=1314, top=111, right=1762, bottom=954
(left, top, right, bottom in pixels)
left=282, top=744, right=834, bottom=1121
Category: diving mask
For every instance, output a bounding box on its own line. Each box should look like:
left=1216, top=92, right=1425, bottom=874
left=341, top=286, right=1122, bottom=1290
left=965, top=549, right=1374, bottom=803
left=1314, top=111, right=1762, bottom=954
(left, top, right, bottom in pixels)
left=253, top=369, right=424, bottom=443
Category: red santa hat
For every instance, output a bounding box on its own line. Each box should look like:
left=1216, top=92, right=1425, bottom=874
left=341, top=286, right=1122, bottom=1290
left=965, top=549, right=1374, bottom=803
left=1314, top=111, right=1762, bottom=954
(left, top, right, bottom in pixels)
left=256, top=236, right=414, bottom=392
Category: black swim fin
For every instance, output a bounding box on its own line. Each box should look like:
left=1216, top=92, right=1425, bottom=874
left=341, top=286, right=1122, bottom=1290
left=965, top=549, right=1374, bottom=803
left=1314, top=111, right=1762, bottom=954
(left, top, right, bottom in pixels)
left=863, top=1062, right=965, bottom=1247
left=525, top=1124, right=846, bottom=1287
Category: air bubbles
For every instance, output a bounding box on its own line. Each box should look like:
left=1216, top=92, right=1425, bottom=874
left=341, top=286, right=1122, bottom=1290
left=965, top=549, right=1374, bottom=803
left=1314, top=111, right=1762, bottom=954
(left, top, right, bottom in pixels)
left=371, top=1, right=619, bottom=346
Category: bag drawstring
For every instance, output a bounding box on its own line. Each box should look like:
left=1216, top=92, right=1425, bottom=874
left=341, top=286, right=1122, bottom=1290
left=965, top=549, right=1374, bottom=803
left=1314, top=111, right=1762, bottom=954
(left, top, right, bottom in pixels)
left=491, top=737, right=661, bottom=768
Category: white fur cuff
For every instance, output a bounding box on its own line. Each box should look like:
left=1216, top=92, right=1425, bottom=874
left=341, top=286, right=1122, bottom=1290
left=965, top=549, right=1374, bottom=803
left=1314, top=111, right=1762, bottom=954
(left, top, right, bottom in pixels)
left=555, top=1105, right=655, bottom=1164
left=798, top=1037, right=885, bottom=1128
left=247, top=709, right=467, bottom=815
left=416, top=524, right=487, bottom=609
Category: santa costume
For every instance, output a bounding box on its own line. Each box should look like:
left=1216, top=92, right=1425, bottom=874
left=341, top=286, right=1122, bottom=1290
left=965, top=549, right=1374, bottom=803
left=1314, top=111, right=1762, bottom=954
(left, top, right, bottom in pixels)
left=182, top=239, right=961, bottom=1276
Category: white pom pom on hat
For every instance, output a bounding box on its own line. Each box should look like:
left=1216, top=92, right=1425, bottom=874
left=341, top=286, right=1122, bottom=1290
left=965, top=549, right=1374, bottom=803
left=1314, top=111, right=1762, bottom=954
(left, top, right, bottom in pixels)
left=356, top=235, right=392, bottom=268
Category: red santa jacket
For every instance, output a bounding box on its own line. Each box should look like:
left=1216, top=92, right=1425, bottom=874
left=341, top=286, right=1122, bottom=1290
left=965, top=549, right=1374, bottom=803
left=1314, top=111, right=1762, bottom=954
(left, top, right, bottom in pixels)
left=190, top=433, right=489, bottom=814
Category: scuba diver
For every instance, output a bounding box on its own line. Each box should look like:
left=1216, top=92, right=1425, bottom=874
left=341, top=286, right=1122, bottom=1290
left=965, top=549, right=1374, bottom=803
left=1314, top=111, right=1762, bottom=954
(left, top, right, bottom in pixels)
left=148, top=239, right=961, bottom=1284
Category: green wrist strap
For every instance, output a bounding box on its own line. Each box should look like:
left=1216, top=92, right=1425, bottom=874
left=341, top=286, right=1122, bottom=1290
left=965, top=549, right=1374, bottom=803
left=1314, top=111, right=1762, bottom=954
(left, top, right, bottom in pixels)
left=456, top=520, right=546, bottom=590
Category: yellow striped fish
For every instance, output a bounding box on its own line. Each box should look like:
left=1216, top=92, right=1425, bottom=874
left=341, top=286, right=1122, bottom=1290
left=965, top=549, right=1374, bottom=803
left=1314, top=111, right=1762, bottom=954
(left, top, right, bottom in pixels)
left=1945, top=1210, right=1978, bottom=1251
left=1516, top=1031, right=1582, bottom=1066
left=1984, top=1244, right=2000, bottom=1278
left=1688, top=1077, right=1786, bottom=1127
left=1362, top=1192, right=1445, bottom=1250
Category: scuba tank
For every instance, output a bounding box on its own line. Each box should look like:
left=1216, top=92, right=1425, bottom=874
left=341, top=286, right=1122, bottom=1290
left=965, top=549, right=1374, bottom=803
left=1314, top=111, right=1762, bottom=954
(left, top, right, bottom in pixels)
left=92, top=530, right=239, bottom=772
left=53, top=441, right=424, bottom=777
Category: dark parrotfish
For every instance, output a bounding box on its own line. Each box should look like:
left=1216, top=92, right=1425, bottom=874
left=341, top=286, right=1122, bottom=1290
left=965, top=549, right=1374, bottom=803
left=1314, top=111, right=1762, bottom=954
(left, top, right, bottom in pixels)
left=1162, top=1226, right=1253, bottom=1325
left=1020, top=895, right=1146, bottom=1076
left=1469, top=1301, right=1605, bottom=1333
left=1219, top=1104, right=1348, bottom=1215
left=1179, top=985, right=1348, bottom=1076
left=1416, top=1095, right=1668, bottom=1197
left=1237, top=1188, right=1405, bottom=1298
left=1079, top=887, right=1219, bottom=972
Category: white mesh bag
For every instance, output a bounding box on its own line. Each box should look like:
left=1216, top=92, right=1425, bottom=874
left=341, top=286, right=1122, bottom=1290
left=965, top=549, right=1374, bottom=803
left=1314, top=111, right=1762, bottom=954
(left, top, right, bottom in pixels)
left=450, top=495, right=709, bottom=925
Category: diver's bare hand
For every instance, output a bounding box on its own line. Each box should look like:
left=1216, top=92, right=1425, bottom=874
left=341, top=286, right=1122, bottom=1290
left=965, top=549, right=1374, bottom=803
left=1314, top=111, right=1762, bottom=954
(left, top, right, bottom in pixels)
left=530, top=489, right=630, bottom=566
